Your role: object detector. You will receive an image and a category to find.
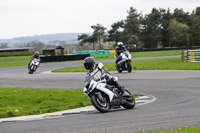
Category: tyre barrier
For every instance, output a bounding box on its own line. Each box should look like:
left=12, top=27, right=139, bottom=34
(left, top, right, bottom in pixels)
left=182, top=50, right=200, bottom=62
left=40, top=54, right=90, bottom=63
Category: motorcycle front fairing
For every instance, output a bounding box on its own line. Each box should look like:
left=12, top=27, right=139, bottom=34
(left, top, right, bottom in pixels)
left=119, top=51, right=131, bottom=69
left=30, top=59, right=39, bottom=68
left=84, top=74, right=114, bottom=102
left=32, top=58, right=40, bottom=66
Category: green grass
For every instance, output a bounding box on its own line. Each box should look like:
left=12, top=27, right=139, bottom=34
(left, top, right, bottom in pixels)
left=132, top=50, right=181, bottom=58
left=0, top=88, right=91, bottom=118
left=142, top=126, right=200, bottom=133
left=52, top=58, right=200, bottom=72
left=0, top=50, right=181, bottom=68
left=0, top=88, right=140, bottom=118
left=0, top=56, right=75, bottom=68
left=52, top=66, right=87, bottom=73
left=93, top=50, right=181, bottom=60
left=133, top=58, right=200, bottom=70
left=0, top=56, right=30, bottom=68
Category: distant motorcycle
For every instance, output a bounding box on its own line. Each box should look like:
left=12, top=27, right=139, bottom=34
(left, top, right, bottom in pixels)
left=83, top=74, right=135, bottom=113
left=28, top=58, right=40, bottom=74
left=115, top=51, right=132, bottom=73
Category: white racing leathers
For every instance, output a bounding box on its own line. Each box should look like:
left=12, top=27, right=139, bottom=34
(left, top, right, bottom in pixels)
left=89, top=63, right=111, bottom=81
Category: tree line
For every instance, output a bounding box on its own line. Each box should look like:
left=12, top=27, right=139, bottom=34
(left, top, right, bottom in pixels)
left=78, top=7, right=200, bottom=49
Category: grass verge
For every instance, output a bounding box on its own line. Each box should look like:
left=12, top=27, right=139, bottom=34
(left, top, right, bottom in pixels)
left=52, top=58, right=200, bottom=72
left=0, top=50, right=181, bottom=68
left=0, top=88, right=91, bottom=118
left=142, top=126, right=200, bottom=133
left=0, top=56, right=30, bottom=68
left=0, top=88, right=140, bottom=118
left=133, top=57, right=200, bottom=70
left=92, top=50, right=181, bottom=60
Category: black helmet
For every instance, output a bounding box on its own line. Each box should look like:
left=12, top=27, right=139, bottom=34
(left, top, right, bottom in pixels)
left=83, top=57, right=95, bottom=70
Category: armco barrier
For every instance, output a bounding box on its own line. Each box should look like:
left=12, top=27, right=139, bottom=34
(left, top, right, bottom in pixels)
left=182, top=50, right=200, bottom=62
left=40, top=54, right=90, bottom=63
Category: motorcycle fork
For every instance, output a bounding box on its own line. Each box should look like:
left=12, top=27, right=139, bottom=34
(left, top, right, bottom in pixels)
left=125, top=60, right=131, bottom=68
left=125, top=61, right=128, bottom=68
left=94, top=92, right=105, bottom=102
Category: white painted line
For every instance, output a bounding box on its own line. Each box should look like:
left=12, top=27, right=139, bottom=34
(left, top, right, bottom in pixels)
left=136, top=96, right=151, bottom=100
left=41, top=71, right=52, bottom=74
left=136, top=95, right=157, bottom=106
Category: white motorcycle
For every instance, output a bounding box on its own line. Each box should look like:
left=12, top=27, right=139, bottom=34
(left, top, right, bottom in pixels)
left=115, top=51, right=132, bottom=73
left=28, top=58, right=40, bottom=74
left=84, top=74, right=135, bottom=113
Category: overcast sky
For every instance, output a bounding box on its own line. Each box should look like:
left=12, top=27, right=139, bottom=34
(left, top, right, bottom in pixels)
left=0, top=0, right=199, bottom=39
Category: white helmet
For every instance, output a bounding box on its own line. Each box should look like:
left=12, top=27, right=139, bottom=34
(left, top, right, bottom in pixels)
left=35, top=51, right=39, bottom=55
left=117, top=42, right=123, bottom=46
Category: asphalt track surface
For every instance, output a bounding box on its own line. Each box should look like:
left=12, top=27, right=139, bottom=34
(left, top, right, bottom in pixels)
left=1, top=55, right=200, bottom=133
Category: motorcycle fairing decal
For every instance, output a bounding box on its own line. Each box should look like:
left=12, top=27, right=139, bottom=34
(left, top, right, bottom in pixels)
left=96, top=83, right=114, bottom=102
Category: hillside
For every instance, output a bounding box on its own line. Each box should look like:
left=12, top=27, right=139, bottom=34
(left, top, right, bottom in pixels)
left=0, top=33, right=91, bottom=47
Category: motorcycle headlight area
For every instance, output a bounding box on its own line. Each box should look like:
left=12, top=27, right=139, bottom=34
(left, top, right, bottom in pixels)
left=85, top=82, right=94, bottom=92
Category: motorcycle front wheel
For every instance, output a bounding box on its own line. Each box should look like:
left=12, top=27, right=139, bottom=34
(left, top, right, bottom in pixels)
left=121, top=89, right=135, bottom=109
left=91, top=93, right=110, bottom=113
left=29, top=70, right=33, bottom=74
left=116, top=65, right=122, bottom=73
left=127, top=62, right=132, bottom=73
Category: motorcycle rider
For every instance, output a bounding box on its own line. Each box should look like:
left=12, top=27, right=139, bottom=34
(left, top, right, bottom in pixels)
left=83, top=57, right=125, bottom=95
left=115, top=42, right=128, bottom=65
left=28, top=51, right=40, bottom=70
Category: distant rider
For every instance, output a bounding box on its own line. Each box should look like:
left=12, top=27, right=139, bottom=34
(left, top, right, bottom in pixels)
left=115, top=42, right=128, bottom=65
left=83, top=57, right=125, bottom=95
left=28, top=51, right=40, bottom=70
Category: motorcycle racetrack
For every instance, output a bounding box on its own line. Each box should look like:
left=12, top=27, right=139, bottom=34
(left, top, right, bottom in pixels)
left=0, top=56, right=200, bottom=133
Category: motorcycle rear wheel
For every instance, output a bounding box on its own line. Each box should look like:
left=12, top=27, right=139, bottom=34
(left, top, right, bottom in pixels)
left=91, top=93, right=110, bottom=113
left=121, top=89, right=135, bottom=109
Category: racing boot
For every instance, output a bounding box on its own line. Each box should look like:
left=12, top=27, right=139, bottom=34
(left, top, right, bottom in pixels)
left=110, top=76, right=126, bottom=96
left=116, top=84, right=126, bottom=96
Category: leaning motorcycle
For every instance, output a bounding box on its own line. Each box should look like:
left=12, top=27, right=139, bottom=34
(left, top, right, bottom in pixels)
left=28, top=58, right=40, bottom=74
left=83, top=74, right=135, bottom=113
left=115, top=51, right=132, bottom=73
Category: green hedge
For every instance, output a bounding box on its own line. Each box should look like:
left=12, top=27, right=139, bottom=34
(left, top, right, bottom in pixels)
left=0, top=52, right=34, bottom=57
